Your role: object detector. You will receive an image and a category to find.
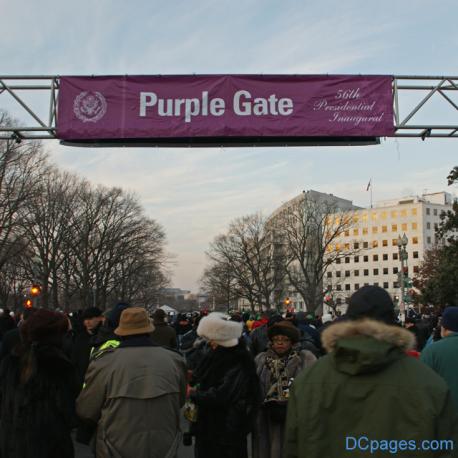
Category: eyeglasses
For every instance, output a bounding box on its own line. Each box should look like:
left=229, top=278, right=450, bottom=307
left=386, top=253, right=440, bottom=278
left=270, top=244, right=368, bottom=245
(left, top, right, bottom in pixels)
left=272, top=337, right=292, bottom=344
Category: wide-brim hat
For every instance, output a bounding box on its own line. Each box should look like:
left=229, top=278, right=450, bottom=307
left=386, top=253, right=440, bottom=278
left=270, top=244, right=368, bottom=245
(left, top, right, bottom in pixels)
left=267, top=320, right=300, bottom=343
left=197, top=312, right=242, bottom=348
left=115, top=307, right=155, bottom=336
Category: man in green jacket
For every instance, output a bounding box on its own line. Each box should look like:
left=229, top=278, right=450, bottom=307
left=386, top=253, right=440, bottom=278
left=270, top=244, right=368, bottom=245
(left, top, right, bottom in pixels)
left=421, top=307, right=458, bottom=412
left=76, top=307, right=186, bottom=458
left=284, top=286, right=458, bottom=458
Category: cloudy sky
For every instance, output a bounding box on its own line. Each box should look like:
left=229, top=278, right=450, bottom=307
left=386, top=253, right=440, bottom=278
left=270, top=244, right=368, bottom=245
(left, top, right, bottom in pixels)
left=1, top=0, right=457, bottom=291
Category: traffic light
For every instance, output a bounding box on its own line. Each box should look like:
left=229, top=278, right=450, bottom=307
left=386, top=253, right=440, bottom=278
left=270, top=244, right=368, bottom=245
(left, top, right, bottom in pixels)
left=30, top=285, right=41, bottom=296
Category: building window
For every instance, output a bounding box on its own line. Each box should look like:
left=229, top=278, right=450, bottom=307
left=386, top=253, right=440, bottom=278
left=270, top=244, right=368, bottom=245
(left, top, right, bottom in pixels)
left=401, top=209, right=407, bottom=217
left=413, top=265, right=419, bottom=273
left=426, top=222, right=431, bottom=229
left=413, top=236, right=419, bottom=244
left=381, top=211, right=387, bottom=219
left=401, top=223, right=407, bottom=231
left=383, top=268, right=389, bottom=275
left=345, top=257, right=350, bottom=264
left=433, top=209, right=438, bottom=216
left=363, top=242, right=369, bottom=249
left=392, top=224, right=398, bottom=232
left=393, top=267, right=399, bottom=274
left=374, top=282, right=379, bottom=287
left=383, top=282, right=389, bottom=289
left=393, top=252, right=398, bottom=260
left=392, top=239, right=398, bottom=246
left=355, top=283, right=360, bottom=290
left=327, top=272, right=332, bottom=278
left=344, top=230, right=350, bottom=237
left=412, top=208, right=417, bottom=216
left=354, top=256, right=359, bottom=263
left=413, top=251, right=419, bottom=259
left=336, top=271, right=341, bottom=278
left=344, top=243, right=350, bottom=250
left=412, top=222, right=418, bottom=230
left=394, top=281, right=399, bottom=288
left=371, top=212, right=377, bottom=220
left=336, top=285, right=342, bottom=291
left=345, top=270, right=350, bottom=277
left=372, top=227, right=378, bottom=234
left=372, top=240, right=378, bottom=248
left=373, top=254, right=379, bottom=261
left=426, top=208, right=430, bottom=215
left=364, top=269, right=369, bottom=276
left=336, top=258, right=341, bottom=264
left=383, top=254, right=388, bottom=261
left=391, top=211, right=397, bottom=218
left=354, top=242, right=359, bottom=250
left=345, top=284, right=351, bottom=291
left=363, top=228, right=368, bottom=235
left=362, top=213, right=368, bottom=222
left=363, top=255, right=369, bottom=262
left=354, top=270, right=359, bottom=276
left=353, top=228, right=359, bottom=236
left=382, top=225, right=388, bottom=233
left=373, top=268, right=379, bottom=275
left=426, top=236, right=431, bottom=244
left=382, top=239, right=388, bottom=247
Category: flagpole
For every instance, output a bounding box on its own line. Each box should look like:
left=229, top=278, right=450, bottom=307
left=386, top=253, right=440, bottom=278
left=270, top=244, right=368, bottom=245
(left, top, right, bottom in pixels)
left=370, top=178, right=373, bottom=209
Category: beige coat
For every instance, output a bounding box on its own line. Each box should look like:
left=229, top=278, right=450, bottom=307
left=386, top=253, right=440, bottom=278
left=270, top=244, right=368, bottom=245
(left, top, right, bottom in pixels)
left=76, top=344, right=186, bottom=458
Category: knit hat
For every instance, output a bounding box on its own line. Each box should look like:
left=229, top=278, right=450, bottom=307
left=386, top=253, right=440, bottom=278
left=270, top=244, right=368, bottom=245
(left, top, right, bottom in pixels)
left=152, top=308, right=166, bottom=323
left=105, top=302, right=130, bottom=329
left=114, top=307, right=155, bottom=336
left=347, top=285, right=395, bottom=324
left=441, top=307, right=458, bottom=333
left=197, top=312, right=242, bottom=347
left=267, top=320, right=300, bottom=343
left=21, top=309, right=69, bottom=346
left=81, top=307, right=103, bottom=320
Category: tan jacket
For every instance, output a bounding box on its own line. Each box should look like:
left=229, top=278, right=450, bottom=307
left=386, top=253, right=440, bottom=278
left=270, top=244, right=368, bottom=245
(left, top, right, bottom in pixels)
left=76, top=344, right=186, bottom=458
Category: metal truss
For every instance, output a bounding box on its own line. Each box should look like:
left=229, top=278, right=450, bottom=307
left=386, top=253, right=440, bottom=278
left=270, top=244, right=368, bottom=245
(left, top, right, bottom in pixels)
left=1, top=75, right=458, bottom=141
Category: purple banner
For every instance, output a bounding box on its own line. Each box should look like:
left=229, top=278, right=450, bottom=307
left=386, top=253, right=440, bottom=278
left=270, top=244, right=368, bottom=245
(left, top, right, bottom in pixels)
left=56, top=75, right=394, bottom=140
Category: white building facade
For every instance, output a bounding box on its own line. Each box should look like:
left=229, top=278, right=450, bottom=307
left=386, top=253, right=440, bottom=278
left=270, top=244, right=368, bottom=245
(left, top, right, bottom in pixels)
left=326, top=192, right=454, bottom=311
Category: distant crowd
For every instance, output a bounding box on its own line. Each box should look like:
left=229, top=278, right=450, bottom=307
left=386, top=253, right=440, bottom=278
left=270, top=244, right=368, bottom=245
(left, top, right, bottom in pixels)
left=0, top=285, right=457, bottom=458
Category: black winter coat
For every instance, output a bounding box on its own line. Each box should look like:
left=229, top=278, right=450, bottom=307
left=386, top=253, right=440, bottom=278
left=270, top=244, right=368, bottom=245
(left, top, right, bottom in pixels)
left=191, top=340, right=261, bottom=458
left=0, top=345, right=79, bottom=458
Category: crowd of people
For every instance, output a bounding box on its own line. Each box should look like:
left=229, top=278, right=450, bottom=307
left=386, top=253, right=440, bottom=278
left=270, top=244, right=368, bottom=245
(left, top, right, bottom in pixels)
left=0, top=285, right=457, bottom=458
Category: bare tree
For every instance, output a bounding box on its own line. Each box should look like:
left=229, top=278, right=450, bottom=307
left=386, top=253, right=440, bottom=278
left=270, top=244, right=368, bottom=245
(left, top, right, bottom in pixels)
left=273, top=192, right=361, bottom=313
left=20, top=168, right=81, bottom=308
left=199, top=261, right=238, bottom=311
left=0, top=112, right=47, bottom=272
left=207, top=213, right=285, bottom=311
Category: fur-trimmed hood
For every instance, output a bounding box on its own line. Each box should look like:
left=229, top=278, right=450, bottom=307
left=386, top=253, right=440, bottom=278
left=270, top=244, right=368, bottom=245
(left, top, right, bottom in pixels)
left=321, top=319, right=416, bottom=375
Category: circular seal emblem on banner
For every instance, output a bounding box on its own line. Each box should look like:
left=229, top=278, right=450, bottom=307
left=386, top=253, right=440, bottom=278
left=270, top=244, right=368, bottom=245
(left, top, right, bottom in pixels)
left=73, top=91, right=107, bottom=123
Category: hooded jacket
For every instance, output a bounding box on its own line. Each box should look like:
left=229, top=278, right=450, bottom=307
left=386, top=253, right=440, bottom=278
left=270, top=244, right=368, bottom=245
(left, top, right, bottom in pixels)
left=76, top=337, right=186, bottom=458
left=284, top=319, right=458, bottom=458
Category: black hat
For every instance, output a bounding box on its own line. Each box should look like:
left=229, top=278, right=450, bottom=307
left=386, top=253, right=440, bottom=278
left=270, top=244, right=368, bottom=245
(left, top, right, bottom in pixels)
left=347, top=285, right=395, bottom=324
left=81, top=307, right=103, bottom=320
left=268, top=320, right=300, bottom=343
left=442, top=307, right=458, bottom=332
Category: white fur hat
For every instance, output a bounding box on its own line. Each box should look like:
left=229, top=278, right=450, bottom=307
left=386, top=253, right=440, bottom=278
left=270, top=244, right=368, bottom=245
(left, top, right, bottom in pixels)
left=197, top=312, right=243, bottom=348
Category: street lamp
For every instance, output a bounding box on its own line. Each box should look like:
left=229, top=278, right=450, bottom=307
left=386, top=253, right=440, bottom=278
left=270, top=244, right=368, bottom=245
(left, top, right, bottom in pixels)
left=397, top=233, right=408, bottom=324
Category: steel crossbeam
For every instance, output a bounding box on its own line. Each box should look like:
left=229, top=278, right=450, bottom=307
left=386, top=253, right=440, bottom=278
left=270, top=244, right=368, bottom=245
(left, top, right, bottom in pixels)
left=0, top=75, right=457, bottom=142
